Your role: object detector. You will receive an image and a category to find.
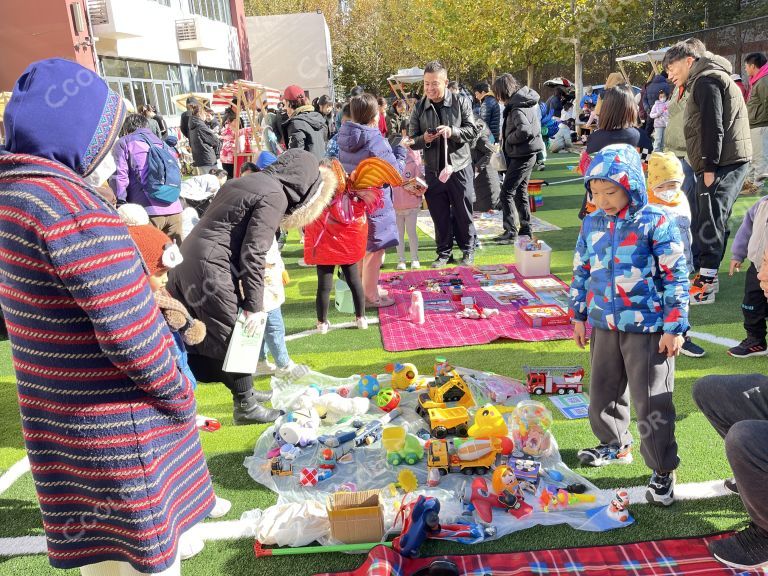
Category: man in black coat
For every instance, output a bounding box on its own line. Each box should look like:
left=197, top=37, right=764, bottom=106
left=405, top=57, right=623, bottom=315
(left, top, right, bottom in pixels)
left=474, top=81, right=501, bottom=143
left=180, top=97, right=198, bottom=140
left=408, top=61, right=479, bottom=267
left=282, top=84, right=329, bottom=160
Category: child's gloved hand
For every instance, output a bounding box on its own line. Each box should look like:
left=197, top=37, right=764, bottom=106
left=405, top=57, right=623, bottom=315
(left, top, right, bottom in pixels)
left=659, top=333, right=684, bottom=357
left=573, top=321, right=587, bottom=349
left=729, top=259, right=742, bottom=276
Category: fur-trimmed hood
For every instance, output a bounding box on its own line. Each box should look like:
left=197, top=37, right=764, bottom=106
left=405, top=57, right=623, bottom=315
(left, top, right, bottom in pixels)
left=281, top=163, right=337, bottom=229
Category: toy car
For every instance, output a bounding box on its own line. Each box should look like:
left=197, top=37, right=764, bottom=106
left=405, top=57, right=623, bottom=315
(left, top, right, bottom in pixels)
left=417, top=370, right=475, bottom=416
left=382, top=427, right=424, bottom=466
left=427, top=406, right=469, bottom=439
left=524, top=366, right=584, bottom=395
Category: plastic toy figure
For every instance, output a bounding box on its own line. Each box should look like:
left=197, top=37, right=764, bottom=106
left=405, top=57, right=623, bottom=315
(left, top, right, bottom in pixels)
left=385, top=362, right=420, bottom=389
left=395, top=495, right=441, bottom=557
left=468, top=404, right=509, bottom=438
left=608, top=490, right=630, bottom=522
left=460, top=477, right=533, bottom=523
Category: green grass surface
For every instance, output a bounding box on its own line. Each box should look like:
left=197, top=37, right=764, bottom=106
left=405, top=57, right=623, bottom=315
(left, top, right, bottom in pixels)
left=0, top=153, right=761, bottom=575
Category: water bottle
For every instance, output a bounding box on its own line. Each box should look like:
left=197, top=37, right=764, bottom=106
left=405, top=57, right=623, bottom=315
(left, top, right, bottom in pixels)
left=409, top=290, right=425, bottom=324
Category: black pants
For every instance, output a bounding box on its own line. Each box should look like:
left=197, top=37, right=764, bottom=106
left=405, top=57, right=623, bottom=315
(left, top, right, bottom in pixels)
left=743, top=263, right=768, bottom=341
left=694, top=162, right=749, bottom=271
left=425, top=165, right=476, bottom=257
left=680, top=158, right=699, bottom=269
left=693, top=375, right=768, bottom=533
left=316, top=263, right=364, bottom=322
left=501, top=154, right=537, bottom=236
left=222, top=162, right=235, bottom=180
left=187, top=353, right=252, bottom=397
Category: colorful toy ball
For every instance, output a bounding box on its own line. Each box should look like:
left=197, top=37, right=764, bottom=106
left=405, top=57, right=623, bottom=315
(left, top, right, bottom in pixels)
left=385, top=362, right=419, bottom=389
left=357, top=374, right=381, bottom=398
left=376, top=387, right=401, bottom=412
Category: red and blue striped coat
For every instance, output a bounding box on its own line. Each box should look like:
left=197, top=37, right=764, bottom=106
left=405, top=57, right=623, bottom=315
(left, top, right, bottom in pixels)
left=0, top=153, right=214, bottom=572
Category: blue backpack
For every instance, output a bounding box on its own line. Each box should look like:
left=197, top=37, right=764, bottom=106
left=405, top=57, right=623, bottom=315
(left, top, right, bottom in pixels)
left=136, top=133, right=182, bottom=204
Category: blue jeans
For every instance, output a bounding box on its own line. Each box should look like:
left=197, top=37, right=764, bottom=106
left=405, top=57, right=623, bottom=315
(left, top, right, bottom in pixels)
left=259, top=307, right=290, bottom=368
left=653, top=127, right=665, bottom=152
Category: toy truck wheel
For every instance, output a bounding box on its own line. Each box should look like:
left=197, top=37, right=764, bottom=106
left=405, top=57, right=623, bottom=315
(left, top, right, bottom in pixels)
left=462, top=467, right=473, bottom=475
left=433, top=426, right=448, bottom=439
left=389, top=455, right=401, bottom=466
left=475, top=467, right=489, bottom=475
left=557, top=388, right=566, bottom=395
left=534, top=387, right=545, bottom=395
left=567, top=388, right=575, bottom=394
left=455, top=424, right=468, bottom=437
left=405, top=455, right=419, bottom=465
left=439, top=468, right=448, bottom=476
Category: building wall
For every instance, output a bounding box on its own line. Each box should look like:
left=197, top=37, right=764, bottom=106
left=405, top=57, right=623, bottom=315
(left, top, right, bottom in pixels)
left=0, top=0, right=95, bottom=92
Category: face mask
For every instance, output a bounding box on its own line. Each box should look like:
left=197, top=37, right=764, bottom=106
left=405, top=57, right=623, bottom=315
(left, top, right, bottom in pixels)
left=84, top=148, right=117, bottom=188
left=654, top=185, right=682, bottom=204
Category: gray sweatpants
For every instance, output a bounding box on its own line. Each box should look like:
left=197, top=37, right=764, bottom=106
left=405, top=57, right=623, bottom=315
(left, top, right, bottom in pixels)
left=589, top=328, right=679, bottom=472
left=693, top=374, right=768, bottom=532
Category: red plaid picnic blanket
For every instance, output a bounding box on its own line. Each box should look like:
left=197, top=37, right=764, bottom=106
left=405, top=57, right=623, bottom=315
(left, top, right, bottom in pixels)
left=377, top=265, right=575, bottom=352
left=314, top=534, right=758, bottom=575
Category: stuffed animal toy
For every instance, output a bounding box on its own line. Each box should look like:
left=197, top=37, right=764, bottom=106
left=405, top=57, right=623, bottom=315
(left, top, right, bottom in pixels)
left=296, top=387, right=370, bottom=424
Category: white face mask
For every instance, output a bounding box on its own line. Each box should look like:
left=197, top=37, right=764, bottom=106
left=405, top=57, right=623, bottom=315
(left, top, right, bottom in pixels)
left=84, top=150, right=117, bottom=188
left=654, top=184, right=681, bottom=203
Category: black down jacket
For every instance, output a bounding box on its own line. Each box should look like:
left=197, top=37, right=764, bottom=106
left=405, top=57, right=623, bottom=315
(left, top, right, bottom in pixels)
left=188, top=115, right=220, bottom=167
left=501, top=87, right=545, bottom=158
left=167, top=150, right=335, bottom=359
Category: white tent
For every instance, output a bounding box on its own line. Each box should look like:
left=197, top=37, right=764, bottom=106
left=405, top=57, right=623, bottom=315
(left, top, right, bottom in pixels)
left=615, top=47, right=671, bottom=79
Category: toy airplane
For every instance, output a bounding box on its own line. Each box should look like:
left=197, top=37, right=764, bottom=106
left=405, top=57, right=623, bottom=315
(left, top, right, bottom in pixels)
left=461, top=477, right=533, bottom=524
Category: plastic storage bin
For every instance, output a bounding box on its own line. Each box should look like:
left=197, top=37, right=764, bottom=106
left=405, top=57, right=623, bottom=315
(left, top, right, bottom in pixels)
left=334, top=278, right=355, bottom=314
left=515, top=240, right=552, bottom=277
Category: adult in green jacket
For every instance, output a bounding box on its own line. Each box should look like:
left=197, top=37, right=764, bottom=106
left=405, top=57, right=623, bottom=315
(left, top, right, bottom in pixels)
left=746, top=52, right=768, bottom=188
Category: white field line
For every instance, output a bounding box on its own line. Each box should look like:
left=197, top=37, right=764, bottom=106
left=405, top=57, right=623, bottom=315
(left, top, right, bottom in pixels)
left=687, top=331, right=741, bottom=349
left=0, top=456, right=29, bottom=497
left=285, top=318, right=379, bottom=342
left=0, top=478, right=736, bottom=557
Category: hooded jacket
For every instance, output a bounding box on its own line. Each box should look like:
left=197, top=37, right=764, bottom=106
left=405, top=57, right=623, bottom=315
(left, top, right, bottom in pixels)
left=569, top=145, right=690, bottom=335
left=684, top=52, right=752, bottom=173
left=747, top=65, right=768, bottom=127
left=471, top=117, right=500, bottom=211
left=188, top=114, right=220, bottom=166
left=408, top=89, right=478, bottom=173
left=338, top=122, right=406, bottom=251
left=479, top=93, right=501, bottom=142
left=284, top=105, right=329, bottom=160
left=0, top=58, right=214, bottom=572
left=167, top=150, right=335, bottom=359
left=501, top=87, right=545, bottom=158
left=664, top=85, right=690, bottom=158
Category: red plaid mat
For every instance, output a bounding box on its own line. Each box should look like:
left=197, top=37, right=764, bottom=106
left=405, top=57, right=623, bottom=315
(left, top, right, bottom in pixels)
left=377, top=265, right=574, bottom=352
left=314, top=534, right=760, bottom=575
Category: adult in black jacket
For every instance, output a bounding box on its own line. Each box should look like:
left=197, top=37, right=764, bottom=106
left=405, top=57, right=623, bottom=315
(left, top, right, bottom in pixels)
left=167, top=150, right=336, bottom=424
left=493, top=74, right=544, bottom=242
left=408, top=61, right=479, bottom=267
left=471, top=117, right=500, bottom=212
left=188, top=102, right=220, bottom=174
left=474, top=82, right=501, bottom=142
left=179, top=97, right=198, bottom=140
left=282, top=84, right=328, bottom=160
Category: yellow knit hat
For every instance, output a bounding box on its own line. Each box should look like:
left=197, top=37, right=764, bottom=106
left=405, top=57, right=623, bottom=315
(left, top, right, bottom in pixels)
left=647, top=152, right=684, bottom=206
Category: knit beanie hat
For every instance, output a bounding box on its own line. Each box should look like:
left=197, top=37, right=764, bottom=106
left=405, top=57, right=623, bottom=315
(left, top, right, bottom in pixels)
left=647, top=152, right=684, bottom=206
left=118, top=204, right=182, bottom=275
left=4, top=58, right=126, bottom=177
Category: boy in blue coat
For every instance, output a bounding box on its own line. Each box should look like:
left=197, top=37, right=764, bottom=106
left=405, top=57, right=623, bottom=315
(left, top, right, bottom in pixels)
left=569, top=144, right=690, bottom=507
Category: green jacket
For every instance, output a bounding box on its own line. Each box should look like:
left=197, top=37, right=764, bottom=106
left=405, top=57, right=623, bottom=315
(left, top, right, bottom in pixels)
left=664, top=86, right=690, bottom=158
left=748, top=75, right=768, bottom=128
left=684, top=53, right=752, bottom=173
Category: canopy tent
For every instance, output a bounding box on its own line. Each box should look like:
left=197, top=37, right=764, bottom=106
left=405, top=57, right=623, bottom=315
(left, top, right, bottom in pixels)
left=387, top=67, right=424, bottom=110
left=173, top=92, right=212, bottom=112
left=615, top=47, right=671, bottom=80
left=210, top=80, right=282, bottom=177
left=543, top=77, right=573, bottom=88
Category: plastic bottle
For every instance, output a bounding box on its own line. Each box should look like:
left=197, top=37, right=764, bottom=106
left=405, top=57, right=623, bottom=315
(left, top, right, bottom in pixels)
left=409, top=290, right=425, bottom=324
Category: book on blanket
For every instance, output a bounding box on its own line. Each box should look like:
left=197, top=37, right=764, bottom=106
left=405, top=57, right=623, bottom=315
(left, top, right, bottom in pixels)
left=222, top=310, right=265, bottom=374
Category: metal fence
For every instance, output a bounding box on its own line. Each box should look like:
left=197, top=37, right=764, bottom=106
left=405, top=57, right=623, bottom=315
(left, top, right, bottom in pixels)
left=515, top=15, right=768, bottom=97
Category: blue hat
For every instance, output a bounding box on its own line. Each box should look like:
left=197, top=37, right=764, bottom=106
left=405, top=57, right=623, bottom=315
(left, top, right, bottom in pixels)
left=4, top=58, right=126, bottom=177
left=256, top=150, right=278, bottom=171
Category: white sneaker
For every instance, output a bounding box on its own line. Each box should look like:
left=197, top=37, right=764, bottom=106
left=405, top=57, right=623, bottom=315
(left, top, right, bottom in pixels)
left=298, top=258, right=310, bottom=267
left=178, top=530, right=205, bottom=560
left=356, top=316, right=369, bottom=329
left=209, top=496, right=232, bottom=519
left=256, top=359, right=276, bottom=375
left=275, top=361, right=310, bottom=380
left=411, top=260, right=421, bottom=269
left=396, top=261, right=407, bottom=271
left=317, top=321, right=329, bottom=334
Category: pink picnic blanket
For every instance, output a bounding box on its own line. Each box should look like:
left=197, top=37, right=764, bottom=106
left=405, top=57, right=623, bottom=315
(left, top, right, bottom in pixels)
left=377, top=265, right=575, bottom=352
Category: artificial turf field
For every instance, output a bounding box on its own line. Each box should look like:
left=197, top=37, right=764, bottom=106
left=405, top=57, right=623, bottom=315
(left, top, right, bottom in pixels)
left=0, top=152, right=763, bottom=575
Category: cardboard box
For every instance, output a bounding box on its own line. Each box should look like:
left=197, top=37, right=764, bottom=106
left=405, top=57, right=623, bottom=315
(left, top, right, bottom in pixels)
left=519, top=304, right=570, bottom=328
left=327, top=490, right=384, bottom=544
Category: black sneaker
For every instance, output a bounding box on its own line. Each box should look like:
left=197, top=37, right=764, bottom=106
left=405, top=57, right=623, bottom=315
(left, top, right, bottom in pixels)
left=459, top=252, right=474, bottom=266
left=577, top=443, right=633, bottom=467
left=431, top=255, right=455, bottom=268
left=680, top=337, right=706, bottom=358
left=493, top=232, right=516, bottom=245
left=728, top=336, right=768, bottom=358
left=709, top=523, right=768, bottom=570
left=724, top=477, right=739, bottom=495
left=646, top=470, right=675, bottom=506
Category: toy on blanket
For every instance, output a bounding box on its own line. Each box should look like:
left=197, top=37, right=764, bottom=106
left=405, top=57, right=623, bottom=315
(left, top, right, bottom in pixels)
left=460, top=476, right=533, bottom=524
left=276, top=408, right=321, bottom=447
left=376, top=388, right=401, bottom=413
left=468, top=405, right=508, bottom=438
left=509, top=400, right=553, bottom=458
left=539, top=486, right=597, bottom=512
left=408, top=291, right=425, bottom=325
left=335, top=375, right=381, bottom=399
left=295, top=386, right=370, bottom=424
left=385, top=362, right=420, bottom=390
left=457, top=305, right=500, bottom=320
left=608, top=490, right=630, bottom=522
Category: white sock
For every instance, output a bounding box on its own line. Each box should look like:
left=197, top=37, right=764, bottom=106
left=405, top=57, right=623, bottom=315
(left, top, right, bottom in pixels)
left=699, top=268, right=718, bottom=278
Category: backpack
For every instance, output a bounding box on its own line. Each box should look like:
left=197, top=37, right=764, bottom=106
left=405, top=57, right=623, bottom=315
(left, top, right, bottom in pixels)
left=135, top=133, right=182, bottom=204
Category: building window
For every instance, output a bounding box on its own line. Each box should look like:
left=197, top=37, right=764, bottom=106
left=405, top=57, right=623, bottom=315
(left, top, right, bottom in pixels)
left=148, top=0, right=171, bottom=5
left=101, top=57, right=183, bottom=117
left=187, top=0, right=231, bottom=25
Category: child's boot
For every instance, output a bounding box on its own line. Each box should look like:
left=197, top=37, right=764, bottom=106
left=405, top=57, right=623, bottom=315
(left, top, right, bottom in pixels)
left=577, top=443, right=633, bottom=467
left=233, top=389, right=281, bottom=425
